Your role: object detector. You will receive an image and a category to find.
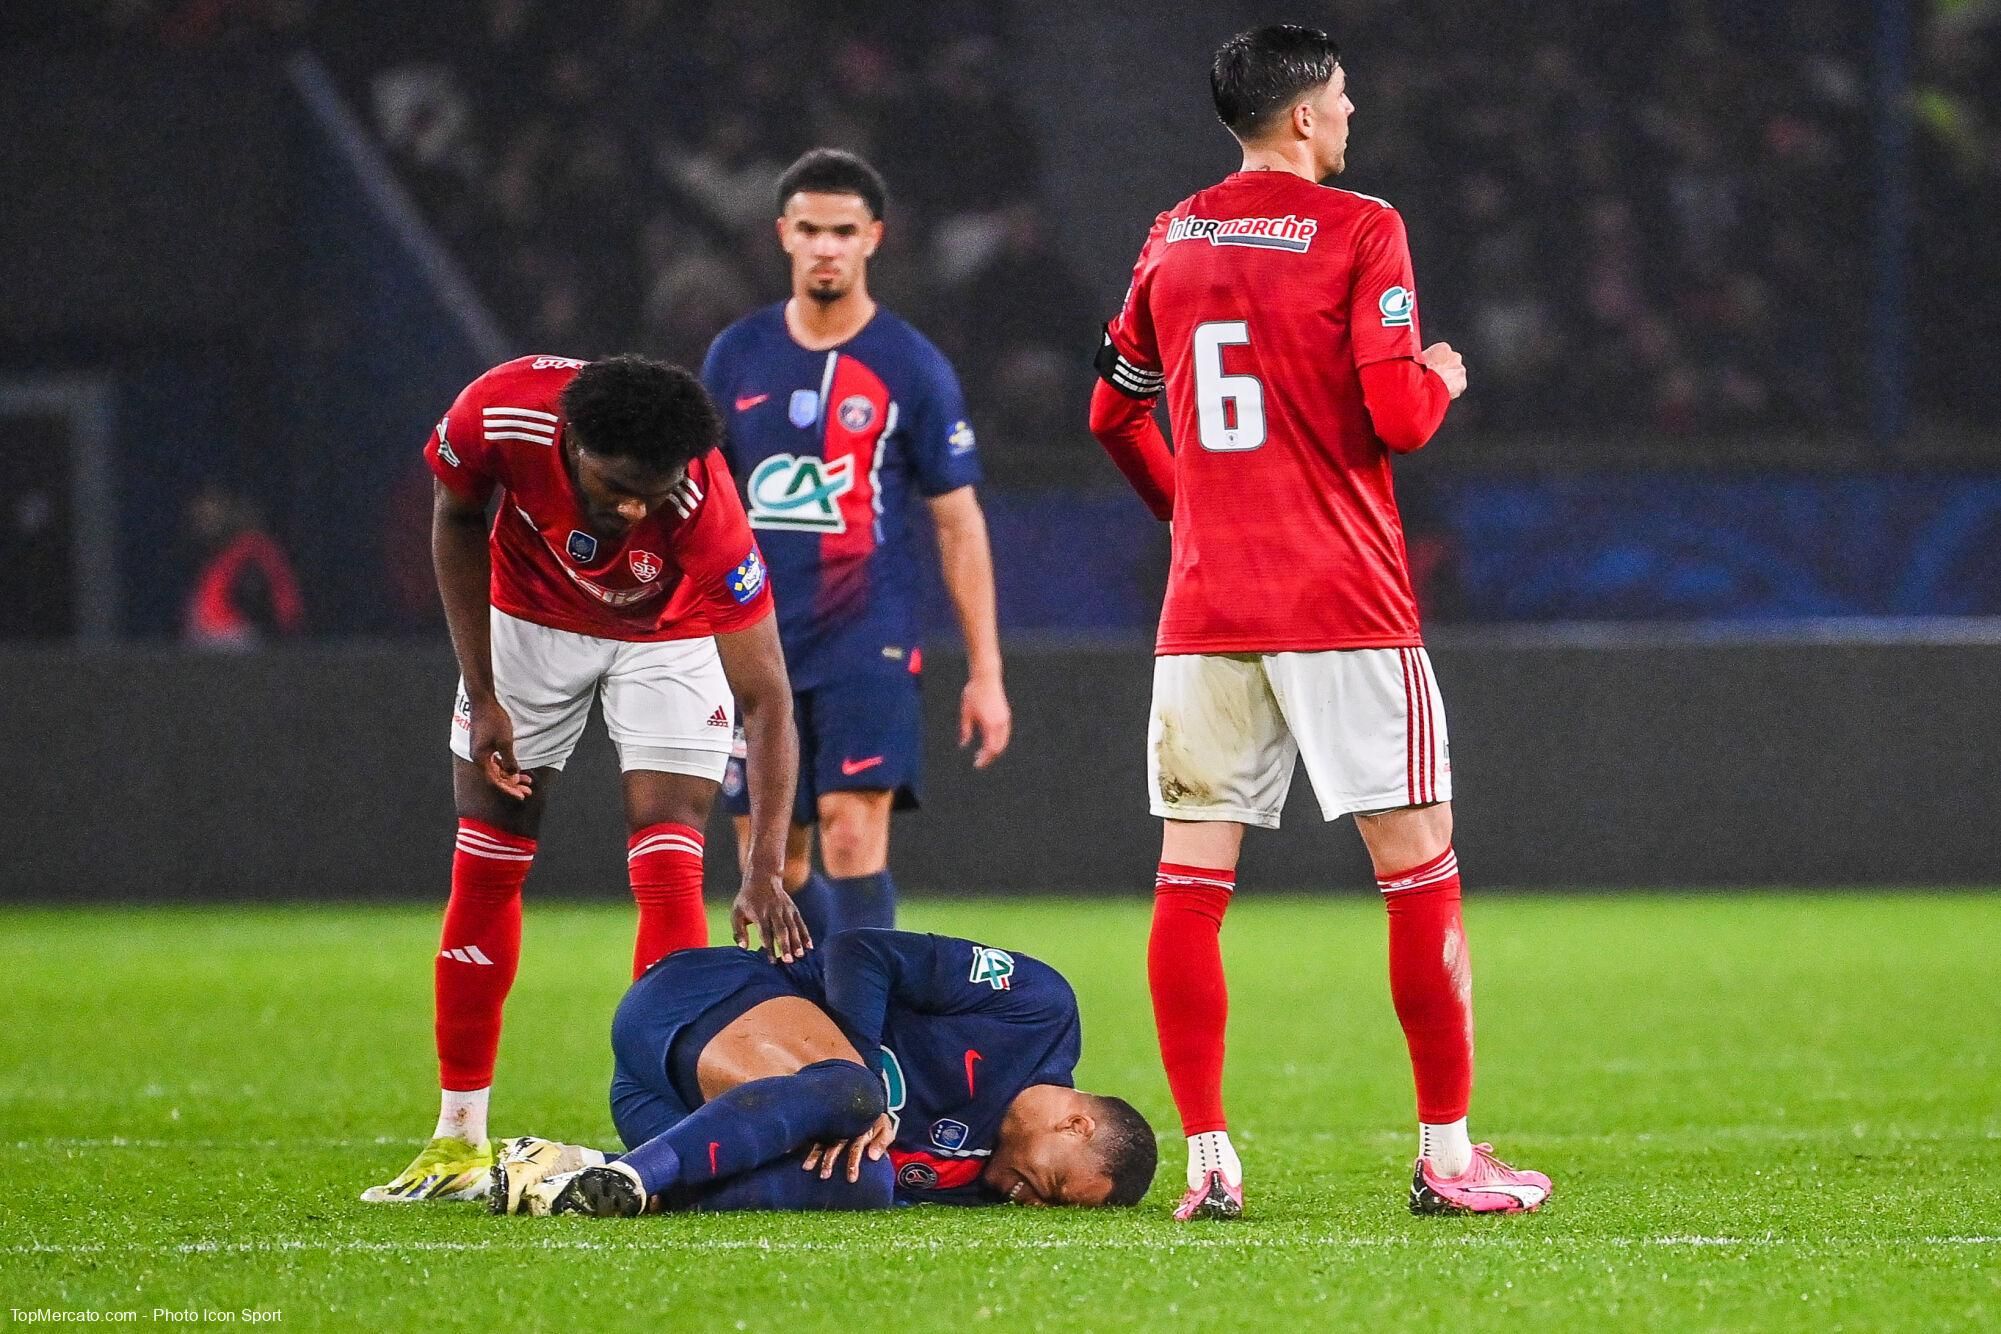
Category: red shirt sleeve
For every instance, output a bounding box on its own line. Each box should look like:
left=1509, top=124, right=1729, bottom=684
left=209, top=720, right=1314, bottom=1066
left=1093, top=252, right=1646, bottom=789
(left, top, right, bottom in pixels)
left=1359, top=359, right=1451, bottom=454
left=422, top=377, right=498, bottom=503
left=1099, top=211, right=1172, bottom=385
left=1088, top=379, right=1175, bottom=519
left=675, top=451, right=773, bottom=633
left=1349, top=206, right=1424, bottom=370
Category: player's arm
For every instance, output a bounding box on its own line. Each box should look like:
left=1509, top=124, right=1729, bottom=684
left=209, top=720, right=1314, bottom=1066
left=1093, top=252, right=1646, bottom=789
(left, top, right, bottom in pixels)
left=715, top=612, right=810, bottom=962
left=907, top=350, right=1009, bottom=769
left=822, top=930, right=1069, bottom=1049
left=1351, top=205, right=1465, bottom=454
left=1089, top=216, right=1176, bottom=519
left=1087, top=367, right=1174, bottom=520
left=685, top=455, right=810, bottom=960
left=427, top=406, right=529, bottom=799
left=926, top=486, right=1010, bottom=769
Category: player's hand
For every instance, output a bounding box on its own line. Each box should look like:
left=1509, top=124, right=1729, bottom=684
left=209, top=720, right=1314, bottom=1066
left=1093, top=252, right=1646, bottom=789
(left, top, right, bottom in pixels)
left=1419, top=342, right=1468, bottom=400
left=959, top=673, right=1012, bottom=770
left=730, top=868, right=811, bottom=963
left=802, top=1113, right=895, bottom=1182
left=469, top=695, right=533, bottom=800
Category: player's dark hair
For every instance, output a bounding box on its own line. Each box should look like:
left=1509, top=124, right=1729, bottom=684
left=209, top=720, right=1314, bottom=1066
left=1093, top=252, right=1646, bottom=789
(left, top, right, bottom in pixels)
left=1210, top=24, right=1341, bottom=140
left=1089, top=1095, right=1159, bottom=1207
left=559, top=354, right=720, bottom=474
left=776, top=148, right=888, bottom=221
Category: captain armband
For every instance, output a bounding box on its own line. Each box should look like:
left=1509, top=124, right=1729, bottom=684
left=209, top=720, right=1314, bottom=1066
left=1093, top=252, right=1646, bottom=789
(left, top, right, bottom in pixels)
left=1094, top=327, right=1164, bottom=400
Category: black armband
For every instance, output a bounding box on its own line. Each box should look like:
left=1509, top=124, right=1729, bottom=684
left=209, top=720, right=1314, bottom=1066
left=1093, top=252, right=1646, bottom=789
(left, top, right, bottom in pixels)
left=1094, top=326, right=1164, bottom=399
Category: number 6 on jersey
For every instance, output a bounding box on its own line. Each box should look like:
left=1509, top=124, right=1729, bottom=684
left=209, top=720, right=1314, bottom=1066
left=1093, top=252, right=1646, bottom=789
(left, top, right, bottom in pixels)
left=1192, top=320, right=1266, bottom=452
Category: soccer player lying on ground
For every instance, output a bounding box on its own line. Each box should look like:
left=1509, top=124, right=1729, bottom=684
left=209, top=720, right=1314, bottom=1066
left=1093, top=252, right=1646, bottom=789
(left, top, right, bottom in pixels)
left=490, top=929, right=1158, bottom=1214
left=1089, top=25, right=1551, bottom=1220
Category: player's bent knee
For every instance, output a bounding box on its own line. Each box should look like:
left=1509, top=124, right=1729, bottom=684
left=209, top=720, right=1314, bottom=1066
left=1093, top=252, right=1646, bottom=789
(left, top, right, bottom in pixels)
left=799, top=1057, right=886, bottom=1133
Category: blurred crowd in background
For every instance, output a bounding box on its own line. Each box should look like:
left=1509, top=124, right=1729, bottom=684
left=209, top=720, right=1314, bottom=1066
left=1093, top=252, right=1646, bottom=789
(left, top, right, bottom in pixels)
left=6, top=0, right=1999, bottom=637
left=39, top=0, right=2001, bottom=456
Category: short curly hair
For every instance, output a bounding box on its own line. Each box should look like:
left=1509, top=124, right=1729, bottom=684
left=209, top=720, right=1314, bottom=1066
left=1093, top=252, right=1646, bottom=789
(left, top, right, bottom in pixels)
left=1089, top=1095, right=1159, bottom=1206
left=558, top=354, right=720, bottom=474
left=776, top=148, right=888, bottom=221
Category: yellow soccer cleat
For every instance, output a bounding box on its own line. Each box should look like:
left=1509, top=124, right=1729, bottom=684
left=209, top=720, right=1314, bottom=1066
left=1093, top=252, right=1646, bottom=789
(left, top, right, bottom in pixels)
left=360, top=1136, right=497, bottom=1203
left=490, top=1136, right=607, bottom=1216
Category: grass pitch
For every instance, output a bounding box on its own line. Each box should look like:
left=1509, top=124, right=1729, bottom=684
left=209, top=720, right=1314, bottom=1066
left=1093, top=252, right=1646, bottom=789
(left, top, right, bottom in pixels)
left=2, top=893, right=1996, bottom=1332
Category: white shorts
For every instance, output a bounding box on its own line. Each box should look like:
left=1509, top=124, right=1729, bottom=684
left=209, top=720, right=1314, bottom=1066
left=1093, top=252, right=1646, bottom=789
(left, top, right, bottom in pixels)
left=450, top=609, right=734, bottom=778
left=1147, top=648, right=1451, bottom=828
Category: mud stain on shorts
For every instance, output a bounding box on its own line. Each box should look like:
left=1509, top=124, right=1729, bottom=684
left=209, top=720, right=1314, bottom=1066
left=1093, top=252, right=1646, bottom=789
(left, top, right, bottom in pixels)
left=1154, top=716, right=1214, bottom=805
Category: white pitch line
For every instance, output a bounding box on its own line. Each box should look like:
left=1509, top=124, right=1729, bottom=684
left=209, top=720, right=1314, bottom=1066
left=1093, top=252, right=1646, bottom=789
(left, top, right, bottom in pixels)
left=7, top=1235, right=1997, bottom=1260
left=18, top=1125, right=1996, bottom=1153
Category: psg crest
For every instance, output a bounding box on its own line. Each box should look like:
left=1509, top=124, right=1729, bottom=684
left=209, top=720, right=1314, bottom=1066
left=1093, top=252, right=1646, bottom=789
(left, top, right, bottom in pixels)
left=837, top=393, right=876, bottom=432
left=628, top=549, right=661, bottom=582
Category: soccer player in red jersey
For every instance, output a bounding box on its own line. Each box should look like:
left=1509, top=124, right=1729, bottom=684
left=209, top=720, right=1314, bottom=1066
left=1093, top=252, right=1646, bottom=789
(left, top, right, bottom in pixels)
left=1089, top=26, right=1551, bottom=1220
left=364, top=354, right=808, bottom=1202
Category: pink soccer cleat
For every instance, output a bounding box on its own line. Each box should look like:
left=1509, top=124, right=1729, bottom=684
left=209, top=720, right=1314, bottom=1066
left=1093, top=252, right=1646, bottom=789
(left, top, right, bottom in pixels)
left=1173, top=1169, right=1243, bottom=1221
left=1409, top=1143, right=1552, bottom=1215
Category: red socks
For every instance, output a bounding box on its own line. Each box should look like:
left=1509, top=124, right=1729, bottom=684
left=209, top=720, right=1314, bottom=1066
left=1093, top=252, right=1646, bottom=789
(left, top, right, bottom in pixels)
left=1379, top=846, right=1474, bottom=1124
left=436, top=819, right=532, bottom=1092
left=1148, top=862, right=1236, bottom=1136
left=628, top=822, right=708, bottom=978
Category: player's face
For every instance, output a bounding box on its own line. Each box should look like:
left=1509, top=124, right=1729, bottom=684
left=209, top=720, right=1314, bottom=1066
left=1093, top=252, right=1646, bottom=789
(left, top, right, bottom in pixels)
left=986, top=1126, right=1116, bottom=1208
left=565, top=442, right=687, bottom=536
left=1308, top=65, right=1354, bottom=178
left=777, top=192, right=882, bottom=304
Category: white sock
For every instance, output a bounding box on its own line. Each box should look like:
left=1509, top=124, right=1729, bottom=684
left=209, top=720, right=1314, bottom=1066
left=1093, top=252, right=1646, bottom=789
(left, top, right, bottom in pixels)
left=1186, top=1130, right=1242, bottom=1189
left=1420, top=1117, right=1473, bottom=1177
left=434, top=1087, right=490, bottom=1144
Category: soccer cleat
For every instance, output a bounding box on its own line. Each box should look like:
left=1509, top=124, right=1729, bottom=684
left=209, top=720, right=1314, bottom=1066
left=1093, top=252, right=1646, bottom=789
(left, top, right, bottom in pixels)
left=1172, top=1169, right=1244, bottom=1221
left=1409, top=1143, right=1552, bottom=1215
left=359, top=1136, right=497, bottom=1203
left=549, top=1161, right=648, bottom=1217
left=490, top=1136, right=607, bottom=1216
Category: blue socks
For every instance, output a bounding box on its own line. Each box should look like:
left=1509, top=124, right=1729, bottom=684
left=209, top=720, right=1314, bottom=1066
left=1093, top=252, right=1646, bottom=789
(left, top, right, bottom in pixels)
left=682, top=1153, right=894, bottom=1212
left=614, top=1058, right=885, bottom=1197
left=792, top=872, right=835, bottom=943
left=828, top=870, right=896, bottom=933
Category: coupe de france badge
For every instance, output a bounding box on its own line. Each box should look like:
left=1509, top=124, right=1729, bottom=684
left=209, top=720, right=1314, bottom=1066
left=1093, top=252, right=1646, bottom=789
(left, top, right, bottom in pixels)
left=1379, top=285, right=1414, bottom=328
left=566, top=529, right=598, bottom=563
left=788, top=389, right=819, bottom=428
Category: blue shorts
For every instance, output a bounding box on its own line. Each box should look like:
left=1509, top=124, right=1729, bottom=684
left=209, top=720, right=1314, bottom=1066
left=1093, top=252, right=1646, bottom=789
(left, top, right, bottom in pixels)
left=721, top=670, right=923, bottom=826
left=608, top=947, right=802, bottom=1149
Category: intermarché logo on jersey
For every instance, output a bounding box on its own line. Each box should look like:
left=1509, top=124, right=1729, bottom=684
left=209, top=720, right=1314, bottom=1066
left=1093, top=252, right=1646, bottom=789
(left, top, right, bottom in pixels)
left=1165, top=213, right=1319, bottom=253
left=746, top=453, right=855, bottom=532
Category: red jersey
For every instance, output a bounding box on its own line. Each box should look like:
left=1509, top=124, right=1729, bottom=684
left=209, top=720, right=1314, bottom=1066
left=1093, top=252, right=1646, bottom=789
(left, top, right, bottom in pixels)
left=1103, top=171, right=1429, bottom=654
left=422, top=355, right=772, bottom=643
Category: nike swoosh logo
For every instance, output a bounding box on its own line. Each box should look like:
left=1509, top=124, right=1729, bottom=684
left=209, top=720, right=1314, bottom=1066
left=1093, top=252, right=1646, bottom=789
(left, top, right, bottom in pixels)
left=734, top=394, right=769, bottom=411
left=964, top=1049, right=982, bottom=1096
left=840, top=755, right=886, bottom=776
left=1463, top=1183, right=1546, bottom=1206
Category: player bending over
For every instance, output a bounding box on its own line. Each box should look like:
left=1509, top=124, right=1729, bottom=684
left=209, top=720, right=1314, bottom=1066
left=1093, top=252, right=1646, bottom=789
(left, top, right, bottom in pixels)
left=366, top=355, right=808, bottom=1203
left=704, top=149, right=1011, bottom=940
left=1088, top=25, right=1552, bottom=1220
left=491, top=929, right=1157, bottom=1214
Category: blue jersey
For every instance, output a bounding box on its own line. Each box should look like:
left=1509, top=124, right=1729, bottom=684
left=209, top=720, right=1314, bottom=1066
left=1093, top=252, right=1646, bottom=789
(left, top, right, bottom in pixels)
left=701, top=305, right=981, bottom=690
left=786, top=930, right=1080, bottom=1205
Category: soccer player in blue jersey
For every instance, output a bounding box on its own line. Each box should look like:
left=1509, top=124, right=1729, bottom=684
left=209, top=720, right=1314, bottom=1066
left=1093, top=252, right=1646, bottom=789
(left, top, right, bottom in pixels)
left=703, top=149, right=1011, bottom=938
left=489, top=930, right=1158, bottom=1214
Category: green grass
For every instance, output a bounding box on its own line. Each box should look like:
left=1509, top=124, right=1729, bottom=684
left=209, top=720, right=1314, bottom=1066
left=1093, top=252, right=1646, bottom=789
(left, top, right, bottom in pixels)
left=2, top=894, right=1996, bottom=1331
